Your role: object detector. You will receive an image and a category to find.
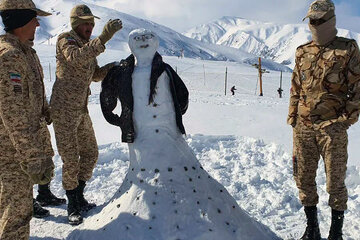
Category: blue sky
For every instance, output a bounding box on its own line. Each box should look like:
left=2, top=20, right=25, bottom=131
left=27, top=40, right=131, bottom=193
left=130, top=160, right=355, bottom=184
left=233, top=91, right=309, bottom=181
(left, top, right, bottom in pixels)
left=103, top=0, right=360, bottom=33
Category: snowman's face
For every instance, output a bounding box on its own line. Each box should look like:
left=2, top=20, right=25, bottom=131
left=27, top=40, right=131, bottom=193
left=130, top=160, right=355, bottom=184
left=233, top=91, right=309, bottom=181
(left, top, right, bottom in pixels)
left=128, top=29, right=159, bottom=60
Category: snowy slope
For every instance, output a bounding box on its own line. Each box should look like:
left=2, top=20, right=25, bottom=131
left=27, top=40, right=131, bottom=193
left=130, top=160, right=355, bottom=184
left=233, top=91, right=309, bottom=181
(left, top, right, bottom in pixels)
left=184, top=16, right=360, bottom=68
left=28, top=45, right=360, bottom=240
left=9, top=0, right=286, bottom=72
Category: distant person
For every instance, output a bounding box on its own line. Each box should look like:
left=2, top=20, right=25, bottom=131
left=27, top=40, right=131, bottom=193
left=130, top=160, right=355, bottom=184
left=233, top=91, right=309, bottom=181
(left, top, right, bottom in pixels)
left=230, top=86, right=237, bottom=95
left=288, top=1, right=360, bottom=239
left=277, top=87, right=283, bottom=98
left=0, top=0, right=55, bottom=239
left=50, top=4, right=122, bottom=225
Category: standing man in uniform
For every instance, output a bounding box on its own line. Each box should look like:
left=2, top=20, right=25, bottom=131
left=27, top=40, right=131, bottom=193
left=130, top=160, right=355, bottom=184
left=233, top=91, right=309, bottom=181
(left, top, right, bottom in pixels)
left=50, top=4, right=122, bottom=225
left=288, top=0, right=360, bottom=239
left=0, top=0, right=55, bottom=239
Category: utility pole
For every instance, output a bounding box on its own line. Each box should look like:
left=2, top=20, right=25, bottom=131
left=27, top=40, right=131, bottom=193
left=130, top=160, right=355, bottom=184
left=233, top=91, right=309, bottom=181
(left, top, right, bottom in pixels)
left=252, top=57, right=268, bottom=96
left=224, top=67, right=228, bottom=96
left=277, top=71, right=283, bottom=98
left=258, top=57, right=263, bottom=96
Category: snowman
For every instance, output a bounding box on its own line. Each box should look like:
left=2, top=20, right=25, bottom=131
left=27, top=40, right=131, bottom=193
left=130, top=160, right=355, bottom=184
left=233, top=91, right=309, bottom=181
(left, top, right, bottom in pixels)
left=69, top=28, right=277, bottom=240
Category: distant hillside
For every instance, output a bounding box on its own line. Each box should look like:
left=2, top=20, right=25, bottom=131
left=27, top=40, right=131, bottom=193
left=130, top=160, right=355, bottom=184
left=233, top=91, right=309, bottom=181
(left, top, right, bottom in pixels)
left=184, top=16, right=360, bottom=68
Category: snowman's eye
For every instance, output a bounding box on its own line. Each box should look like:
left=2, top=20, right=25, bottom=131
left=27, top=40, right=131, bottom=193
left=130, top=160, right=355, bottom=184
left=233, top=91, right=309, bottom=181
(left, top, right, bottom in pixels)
left=134, top=34, right=154, bottom=41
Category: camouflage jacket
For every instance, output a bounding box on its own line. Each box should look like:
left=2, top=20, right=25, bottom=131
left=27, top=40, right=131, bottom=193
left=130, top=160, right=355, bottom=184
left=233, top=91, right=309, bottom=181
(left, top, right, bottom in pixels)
left=0, top=33, right=53, bottom=164
left=51, top=30, right=114, bottom=112
left=288, top=37, right=360, bottom=129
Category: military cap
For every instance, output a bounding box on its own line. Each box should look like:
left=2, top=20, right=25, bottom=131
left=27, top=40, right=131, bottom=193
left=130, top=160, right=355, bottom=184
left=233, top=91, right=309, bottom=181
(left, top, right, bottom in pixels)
left=70, top=4, right=99, bottom=20
left=0, top=0, right=51, bottom=16
left=303, top=0, right=335, bottom=21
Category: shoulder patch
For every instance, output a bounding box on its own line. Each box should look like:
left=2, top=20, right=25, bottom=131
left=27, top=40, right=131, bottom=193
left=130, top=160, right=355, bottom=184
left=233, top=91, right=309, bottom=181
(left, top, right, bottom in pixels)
left=10, top=72, right=22, bottom=93
left=65, top=37, right=76, bottom=45
left=10, top=73, right=21, bottom=84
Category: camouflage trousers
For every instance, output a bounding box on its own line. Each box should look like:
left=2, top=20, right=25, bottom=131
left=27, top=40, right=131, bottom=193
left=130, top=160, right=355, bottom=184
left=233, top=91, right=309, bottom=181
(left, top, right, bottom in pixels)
left=52, top=111, right=98, bottom=190
left=292, top=122, right=348, bottom=211
left=0, top=161, right=33, bottom=240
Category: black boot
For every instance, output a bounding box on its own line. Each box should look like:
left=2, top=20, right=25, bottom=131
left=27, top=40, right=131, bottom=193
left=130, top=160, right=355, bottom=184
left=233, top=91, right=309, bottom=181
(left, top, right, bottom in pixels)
left=33, top=199, right=50, bottom=218
left=36, top=183, right=66, bottom=206
left=76, top=180, right=96, bottom=212
left=300, top=206, right=321, bottom=240
left=66, top=189, right=83, bottom=225
left=328, top=209, right=344, bottom=240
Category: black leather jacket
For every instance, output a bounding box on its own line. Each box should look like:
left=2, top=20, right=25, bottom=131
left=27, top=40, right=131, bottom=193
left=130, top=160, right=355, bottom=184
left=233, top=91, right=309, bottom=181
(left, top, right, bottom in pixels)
left=100, top=53, right=189, bottom=143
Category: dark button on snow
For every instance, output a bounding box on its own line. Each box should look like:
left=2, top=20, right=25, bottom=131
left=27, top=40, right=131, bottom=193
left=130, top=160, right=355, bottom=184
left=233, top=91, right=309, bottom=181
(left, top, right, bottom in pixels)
left=184, top=167, right=188, bottom=171
left=168, top=167, right=173, bottom=172
left=153, top=115, right=157, bottom=118
left=155, top=129, right=159, bottom=133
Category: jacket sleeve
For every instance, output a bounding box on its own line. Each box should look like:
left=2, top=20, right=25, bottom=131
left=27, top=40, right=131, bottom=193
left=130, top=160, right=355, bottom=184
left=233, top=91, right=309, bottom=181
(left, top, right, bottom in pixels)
left=167, top=65, right=189, bottom=115
left=58, top=36, right=105, bottom=64
left=92, top=62, right=117, bottom=82
left=0, top=53, right=45, bottom=162
left=287, top=50, right=301, bottom=127
left=344, top=41, right=360, bottom=125
left=100, top=66, right=122, bottom=126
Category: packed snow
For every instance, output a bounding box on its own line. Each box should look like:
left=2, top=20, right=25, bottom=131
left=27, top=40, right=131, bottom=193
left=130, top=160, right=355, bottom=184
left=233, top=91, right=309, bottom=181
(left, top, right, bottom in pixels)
left=28, top=43, right=360, bottom=240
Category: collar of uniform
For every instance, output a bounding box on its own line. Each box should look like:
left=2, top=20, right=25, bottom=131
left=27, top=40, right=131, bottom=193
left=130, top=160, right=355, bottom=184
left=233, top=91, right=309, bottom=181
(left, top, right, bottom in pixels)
left=308, top=36, right=338, bottom=48
left=2, top=32, right=33, bottom=53
left=69, top=29, right=90, bottom=46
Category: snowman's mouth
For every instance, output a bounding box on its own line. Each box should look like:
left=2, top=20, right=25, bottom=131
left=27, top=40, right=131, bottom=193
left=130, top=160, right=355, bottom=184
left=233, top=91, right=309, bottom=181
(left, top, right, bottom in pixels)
left=140, top=44, right=149, bottom=48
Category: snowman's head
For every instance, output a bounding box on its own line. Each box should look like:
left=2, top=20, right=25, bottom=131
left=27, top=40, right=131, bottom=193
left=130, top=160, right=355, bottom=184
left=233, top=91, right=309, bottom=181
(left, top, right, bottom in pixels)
left=128, top=28, right=159, bottom=63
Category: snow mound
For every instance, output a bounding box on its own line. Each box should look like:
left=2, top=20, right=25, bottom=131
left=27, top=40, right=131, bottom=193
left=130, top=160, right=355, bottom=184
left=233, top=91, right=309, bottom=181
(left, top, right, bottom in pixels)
left=67, top=134, right=279, bottom=240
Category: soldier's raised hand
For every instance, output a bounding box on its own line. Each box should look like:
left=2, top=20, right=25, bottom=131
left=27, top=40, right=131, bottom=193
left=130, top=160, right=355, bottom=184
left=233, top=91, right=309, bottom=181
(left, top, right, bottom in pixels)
left=98, top=19, right=123, bottom=45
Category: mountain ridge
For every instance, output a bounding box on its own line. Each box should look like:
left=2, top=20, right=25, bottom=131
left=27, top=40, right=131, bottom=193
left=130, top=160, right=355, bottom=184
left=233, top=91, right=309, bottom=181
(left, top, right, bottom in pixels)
left=184, top=16, right=360, bottom=68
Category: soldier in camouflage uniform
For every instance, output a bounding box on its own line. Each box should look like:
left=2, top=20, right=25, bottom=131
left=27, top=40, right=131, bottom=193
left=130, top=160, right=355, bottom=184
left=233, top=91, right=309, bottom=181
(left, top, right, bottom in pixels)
left=50, top=4, right=122, bottom=225
left=288, top=1, right=360, bottom=239
left=0, top=0, right=55, bottom=239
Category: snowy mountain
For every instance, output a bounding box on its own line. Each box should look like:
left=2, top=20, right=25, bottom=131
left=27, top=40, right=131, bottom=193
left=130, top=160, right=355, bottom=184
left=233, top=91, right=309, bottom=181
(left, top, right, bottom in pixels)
left=184, top=16, right=360, bottom=68
left=1, top=0, right=291, bottom=72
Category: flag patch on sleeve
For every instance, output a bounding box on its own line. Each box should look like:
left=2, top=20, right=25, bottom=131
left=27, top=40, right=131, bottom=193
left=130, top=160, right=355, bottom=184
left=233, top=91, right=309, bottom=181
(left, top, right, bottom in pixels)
left=10, top=73, right=21, bottom=84
left=66, top=37, right=76, bottom=44
left=10, top=73, right=22, bottom=93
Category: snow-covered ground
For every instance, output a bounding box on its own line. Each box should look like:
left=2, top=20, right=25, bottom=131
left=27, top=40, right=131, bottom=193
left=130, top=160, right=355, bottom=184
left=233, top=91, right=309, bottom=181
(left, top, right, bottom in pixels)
left=30, top=45, right=360, bottom=240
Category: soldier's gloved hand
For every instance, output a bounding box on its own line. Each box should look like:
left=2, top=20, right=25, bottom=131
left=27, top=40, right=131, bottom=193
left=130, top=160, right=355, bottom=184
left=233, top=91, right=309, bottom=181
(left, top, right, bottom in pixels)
left=98, top=19, right=123, bottom=45
left=20, top=157, right=55, bottom=184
